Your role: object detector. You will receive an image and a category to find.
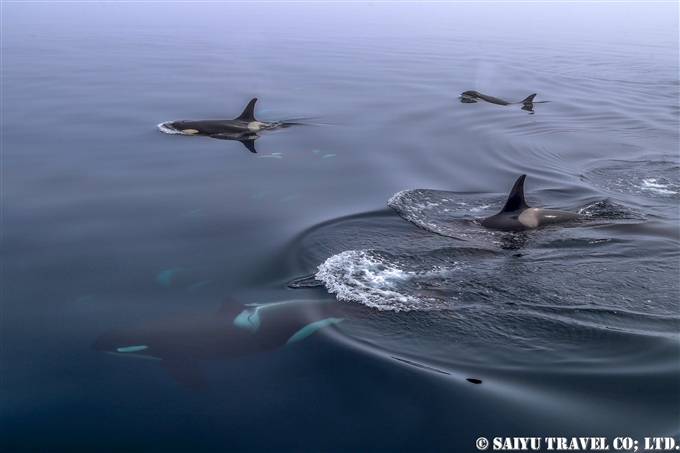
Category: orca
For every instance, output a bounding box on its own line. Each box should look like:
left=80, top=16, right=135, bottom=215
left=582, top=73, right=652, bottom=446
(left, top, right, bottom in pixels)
left=158, top=98, right=277, bottom=153
left=460, top=91, right=539, bottom=112
left=481, top=174, right=582, bottom=231
left=459, top=91, right=537, bottom=106
left=92, top=297, right=364, bottom=390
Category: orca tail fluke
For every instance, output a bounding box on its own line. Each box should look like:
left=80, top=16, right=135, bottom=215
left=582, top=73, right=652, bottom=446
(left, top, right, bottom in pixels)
left=501, top=174, right=530, bottom=212
left=521, top=94, right=537, bottom=104
left=236, top=98, right=258, bottom=122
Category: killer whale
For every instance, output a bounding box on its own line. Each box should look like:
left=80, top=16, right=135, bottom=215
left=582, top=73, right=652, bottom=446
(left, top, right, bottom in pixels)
left=459, top=91, right=537, bottom=106
left=92, top=297, right=364, bottom=390
left=158, top=98, right=276, bottom=153
left=459, top=91, right=539, bottom=112
left=481, top=174, right=582, bottom=231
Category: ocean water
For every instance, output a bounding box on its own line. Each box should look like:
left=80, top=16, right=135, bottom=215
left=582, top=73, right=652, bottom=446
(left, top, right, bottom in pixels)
left=2, top=3, right=679, bottom=452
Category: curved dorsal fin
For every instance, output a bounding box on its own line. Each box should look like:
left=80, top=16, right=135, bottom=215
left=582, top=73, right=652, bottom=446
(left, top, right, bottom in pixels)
left=521, top=93, right=537, bottom=104
left=500, top=174, right=530, bottom=212
left=235, top=98, right=258, bottom=122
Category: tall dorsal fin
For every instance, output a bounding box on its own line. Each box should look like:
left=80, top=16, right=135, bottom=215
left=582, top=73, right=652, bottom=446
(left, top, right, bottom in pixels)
left=217, top=296, right=245, bottom=317
left=235, top=98, right=258, bottom=122
left=500, top=174, right=530, bottom=212
left=521, top=93, right=537, bottom=104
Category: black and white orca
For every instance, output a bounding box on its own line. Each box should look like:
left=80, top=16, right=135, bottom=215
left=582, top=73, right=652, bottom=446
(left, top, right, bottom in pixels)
left=481, top=175, right=582, bottom=230
left=158, top=98, right=277, bottom=153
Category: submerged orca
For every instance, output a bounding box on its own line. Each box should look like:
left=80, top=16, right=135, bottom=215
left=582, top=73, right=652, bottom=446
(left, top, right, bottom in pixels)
left=481, top=175, right=582, bottom=231
left=158, top=98, right=275, bottom=153
left=92, top=297, right=362, bottom=390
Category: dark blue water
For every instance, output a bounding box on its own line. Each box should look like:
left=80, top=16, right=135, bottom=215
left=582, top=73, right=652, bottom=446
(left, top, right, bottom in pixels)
left=3, top=3, right=679, bottom=452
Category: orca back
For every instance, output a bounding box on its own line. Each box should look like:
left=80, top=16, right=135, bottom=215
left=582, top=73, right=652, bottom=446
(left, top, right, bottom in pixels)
left=481, top=174, right=582, bottom=230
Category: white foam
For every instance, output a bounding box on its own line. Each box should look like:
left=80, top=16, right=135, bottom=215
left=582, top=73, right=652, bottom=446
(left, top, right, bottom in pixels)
left=387, top=189, right=441, bottom=212
left=469, top=204, right=491, bottom=213
left=386, top=190, right=410, bottom=207
left=157, top=121, right=192, bottom=135
left=316, top=250, right=461, bottom=312
left=316, top=250, right=421, bottom=311
left=641, top=178, right=678, bottom=195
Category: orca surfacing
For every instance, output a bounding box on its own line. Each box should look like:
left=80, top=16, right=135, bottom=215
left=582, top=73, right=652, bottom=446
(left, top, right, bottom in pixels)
left=459, top=91, right=539, bottom=112
left=481, top=175, right=582, bottom=231
left=158, top=98, right=275, bottom=153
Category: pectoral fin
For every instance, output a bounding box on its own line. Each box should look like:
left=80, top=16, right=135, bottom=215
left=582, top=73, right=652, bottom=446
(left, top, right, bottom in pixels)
left=286, top=318, right=345, bottom=344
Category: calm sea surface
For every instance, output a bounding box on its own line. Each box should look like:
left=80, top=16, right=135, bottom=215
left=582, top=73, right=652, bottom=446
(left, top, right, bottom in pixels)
left=2, top=3, right=679, bottom=452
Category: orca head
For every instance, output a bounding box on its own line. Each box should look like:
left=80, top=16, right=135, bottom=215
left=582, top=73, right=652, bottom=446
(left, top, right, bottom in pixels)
left=459, top=91, right=480, bottom=103
left=166, top=119, right=201, bottom=134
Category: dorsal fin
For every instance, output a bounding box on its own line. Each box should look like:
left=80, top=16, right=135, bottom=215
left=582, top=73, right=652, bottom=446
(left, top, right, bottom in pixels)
left=235, top=98, right=258, bottom=122
left=521, top=93, right=537, bottom=104
left=500, top=174, right=530, bottom=212
left=217, top=296, right=245, bottom=317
